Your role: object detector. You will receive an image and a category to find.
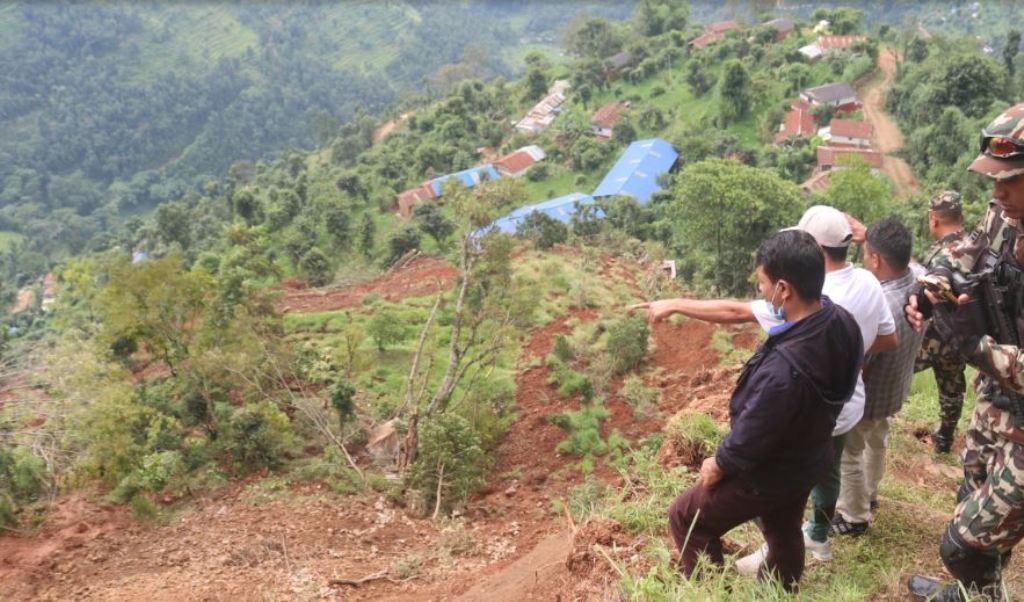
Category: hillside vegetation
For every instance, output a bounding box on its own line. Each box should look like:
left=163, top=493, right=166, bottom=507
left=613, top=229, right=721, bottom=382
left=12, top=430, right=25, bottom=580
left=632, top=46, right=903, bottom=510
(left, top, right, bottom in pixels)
left=2, top=1, right=1024, bottom=600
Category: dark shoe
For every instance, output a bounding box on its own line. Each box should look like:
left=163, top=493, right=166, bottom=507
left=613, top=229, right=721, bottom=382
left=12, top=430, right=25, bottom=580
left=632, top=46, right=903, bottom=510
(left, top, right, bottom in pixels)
left=907, top=575, right=964, bottom=601
left=933, top=423, right=955, bottom=454
left=830, top=514, right=868, bottom=537
left=870, top=499, right=880, bottom=512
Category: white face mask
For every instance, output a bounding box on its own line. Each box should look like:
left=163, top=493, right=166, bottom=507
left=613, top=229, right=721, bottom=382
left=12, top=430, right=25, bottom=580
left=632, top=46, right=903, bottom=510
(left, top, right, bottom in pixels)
left=768, top=281, right=786, bottom=321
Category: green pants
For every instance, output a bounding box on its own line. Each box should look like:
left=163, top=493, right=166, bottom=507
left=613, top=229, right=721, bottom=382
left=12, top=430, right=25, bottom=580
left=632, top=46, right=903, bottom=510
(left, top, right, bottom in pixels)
left=806, top=434, right=847, bottom=543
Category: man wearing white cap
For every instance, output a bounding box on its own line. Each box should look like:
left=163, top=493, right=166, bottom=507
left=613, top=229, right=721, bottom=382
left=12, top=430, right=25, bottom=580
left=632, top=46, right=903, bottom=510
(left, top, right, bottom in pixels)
left=633, top=204, right=896, bottom=568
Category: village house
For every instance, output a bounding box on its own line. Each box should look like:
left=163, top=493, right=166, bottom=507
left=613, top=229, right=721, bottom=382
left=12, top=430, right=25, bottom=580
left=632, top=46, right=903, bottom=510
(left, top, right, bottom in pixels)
left=799, top=170, right=833, bottom=194
left=493, top=145, right=547, bottom=177
left=763, top=17, right=794, bottom=42
left=397, top=182, right=438, bottom=218
left=773, top=98, right=817, bottom=144
left=816, top=145, right=884, bottom=171
left=589, top=101, right=629, bottom=138
left=819, top=118, right=874, bottom=147
left=514, top=80, right=571, bottom=135
left=800, top=82, right=860, bottom=112
left=800, top=34, right=867, bottom=60
left=688, top=20, right=740, bottom=50
left=603, top=51, right=633, bottom=81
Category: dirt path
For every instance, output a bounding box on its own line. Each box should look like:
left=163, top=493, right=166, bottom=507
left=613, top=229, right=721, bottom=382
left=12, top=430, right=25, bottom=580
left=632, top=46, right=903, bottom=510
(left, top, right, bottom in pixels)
left=373, top=111, right=415, bottom=144
left=859, top=48, right=919, bottom=199
left=453, top=531, right=571, bottom=601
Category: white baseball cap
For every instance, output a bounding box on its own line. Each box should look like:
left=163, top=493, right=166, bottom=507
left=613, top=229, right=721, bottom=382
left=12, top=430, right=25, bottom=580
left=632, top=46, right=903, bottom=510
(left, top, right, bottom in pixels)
left=786, top=205, right=853, bottom=248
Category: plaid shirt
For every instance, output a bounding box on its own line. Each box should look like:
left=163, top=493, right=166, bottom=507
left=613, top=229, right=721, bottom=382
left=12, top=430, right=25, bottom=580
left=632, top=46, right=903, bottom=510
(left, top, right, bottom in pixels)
left=862, top=266, right=927, bottom=420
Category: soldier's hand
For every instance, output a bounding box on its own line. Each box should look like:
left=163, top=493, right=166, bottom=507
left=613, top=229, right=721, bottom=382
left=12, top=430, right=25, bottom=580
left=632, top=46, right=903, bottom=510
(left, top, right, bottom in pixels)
left=700, top=457, right=724, bottom=489
left=628, top=300, right=677, bottom=324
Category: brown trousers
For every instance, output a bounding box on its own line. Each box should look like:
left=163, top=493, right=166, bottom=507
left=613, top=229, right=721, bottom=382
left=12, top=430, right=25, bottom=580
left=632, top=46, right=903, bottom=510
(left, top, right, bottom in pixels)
left=667, top=477, right=811, bottom=591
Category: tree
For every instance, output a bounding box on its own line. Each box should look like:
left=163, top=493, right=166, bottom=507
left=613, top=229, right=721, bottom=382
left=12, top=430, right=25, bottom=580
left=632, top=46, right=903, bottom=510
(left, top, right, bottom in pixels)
left=1005, top=30, right=1021, bottom=92
left=407, top=413, right=487, bottom=518
left=386, top=224, right=421, bottom=266
left=686, top=60, right=714, bottom=97
left=412, top=201, right=455, bottom=246
left=928, top=54, right=1005, bottom=120
left=329, top=381, right=356, bottom=431
left=613, top=116, right=638, bottom=145
left=321, top=199, right=351, bottom=249
left=907, top=38, right=929, bottom=63
left=564, top=16, right=622, bottom=59
left=95, top=253, right=213, bottom=376
left=524, top=66, right=549, bottom=101
left=718, top=60, right=752, bottom=126
left=367, top=306, right=405, bottom=352
left=358, top=213, right=376, bottom=257
left=671, top=159, right=803, bottom=295
left=634, top=0, right=688, bottom=37
left=299, top=247, right=332, bottom=287
left=518, top=211, right=568, bottom=249
left=154, top=201, right=191, bottom=250
left=816, top=156, right=894, bottom=225
left=231, top=190, right=263, bottom=226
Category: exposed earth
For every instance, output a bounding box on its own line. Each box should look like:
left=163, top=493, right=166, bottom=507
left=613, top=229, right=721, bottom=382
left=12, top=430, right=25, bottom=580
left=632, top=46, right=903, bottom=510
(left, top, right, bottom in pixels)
left=0, top=253, right=748, bottom=601
left=859, top=48, right=920, bottom=199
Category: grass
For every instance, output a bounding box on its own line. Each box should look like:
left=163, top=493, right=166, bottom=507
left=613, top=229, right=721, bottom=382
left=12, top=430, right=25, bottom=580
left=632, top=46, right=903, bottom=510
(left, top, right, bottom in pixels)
left=0, top=230, right=24, bottom=252
left=562, top=357, right=1022, bottom=600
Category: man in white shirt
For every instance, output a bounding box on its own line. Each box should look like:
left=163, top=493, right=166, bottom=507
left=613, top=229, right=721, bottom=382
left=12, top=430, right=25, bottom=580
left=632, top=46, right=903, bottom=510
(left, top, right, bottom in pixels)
left=632, top=205, right=896, bottom=567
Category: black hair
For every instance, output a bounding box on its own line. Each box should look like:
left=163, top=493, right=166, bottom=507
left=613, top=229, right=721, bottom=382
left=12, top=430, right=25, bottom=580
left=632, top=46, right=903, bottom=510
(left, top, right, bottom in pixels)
left=755, top=230, right=824, bottom=301
left=821, top=245, right=848, bottom=263
left=931, top=207, right=964, bottom=225
left=866, top=217, right=913, bottom=271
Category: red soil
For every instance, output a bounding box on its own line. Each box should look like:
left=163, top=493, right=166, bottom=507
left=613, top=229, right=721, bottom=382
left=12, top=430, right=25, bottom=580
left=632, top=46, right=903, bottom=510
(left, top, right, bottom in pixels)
left=278, top=255, right=459, bottom=314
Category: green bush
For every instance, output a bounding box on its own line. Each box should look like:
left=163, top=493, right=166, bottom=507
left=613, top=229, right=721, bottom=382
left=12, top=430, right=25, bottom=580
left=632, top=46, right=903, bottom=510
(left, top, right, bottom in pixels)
left=368, top=305, right=406, bottom=351
left=622, top=375, right=659, bottom=418
left=549, top=366, right=593, bottom=401
left=407, top=413, right=489, bottom=515
left=526, top=163, right=550, bottom=182
left=552, top=334, right=574, bottom=363
left=549, top=404, right=612, bottom=457
left=606, top=315, right=649, bottom=374
left=0, top=445, right=49, bottom=524
left=228, top=401, right=295, bottom=474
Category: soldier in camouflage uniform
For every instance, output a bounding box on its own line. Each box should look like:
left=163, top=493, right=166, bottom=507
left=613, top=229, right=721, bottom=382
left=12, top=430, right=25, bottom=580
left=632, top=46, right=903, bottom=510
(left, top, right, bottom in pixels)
left=907, top=104, right=1024, bottom=601
left=915, top=191, right=967, bottom=453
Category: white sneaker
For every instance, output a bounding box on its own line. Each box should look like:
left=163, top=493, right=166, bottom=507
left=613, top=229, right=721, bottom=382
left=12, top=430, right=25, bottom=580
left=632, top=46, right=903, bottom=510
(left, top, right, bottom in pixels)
left=735, top=543, right=767, bottom=576
left=802, top=525, right=832, bottom=561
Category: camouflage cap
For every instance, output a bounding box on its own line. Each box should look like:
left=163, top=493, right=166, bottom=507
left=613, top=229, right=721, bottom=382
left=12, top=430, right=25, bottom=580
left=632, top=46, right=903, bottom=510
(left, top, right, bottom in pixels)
left=969, top=103, right=1024, bottom=181
left=929, top=190, right=962, bottom=212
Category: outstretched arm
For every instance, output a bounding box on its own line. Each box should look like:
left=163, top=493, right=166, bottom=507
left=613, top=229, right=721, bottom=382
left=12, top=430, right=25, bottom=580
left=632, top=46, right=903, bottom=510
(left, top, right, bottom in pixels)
left=629, top=298, right=756, bottom=325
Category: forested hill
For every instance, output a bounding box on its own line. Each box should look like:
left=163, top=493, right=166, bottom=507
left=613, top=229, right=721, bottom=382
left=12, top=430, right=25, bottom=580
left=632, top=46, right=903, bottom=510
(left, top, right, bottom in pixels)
left=0, top=1, right=631, bottom=271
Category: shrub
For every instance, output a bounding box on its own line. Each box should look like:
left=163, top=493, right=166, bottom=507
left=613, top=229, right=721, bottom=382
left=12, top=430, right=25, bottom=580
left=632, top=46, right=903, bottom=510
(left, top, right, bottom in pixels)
left=606, top=315, right=650, bottom=374
left=407, top=413, right=489, bottom=516
left=367, top=305, right=406, bottom=351
left=518, top=211, right=568, bottom=250
left=526, top=163, right=550, bottom=182
left=549, top=405, right=623, bottom=459
left=228, top=402, right=295, bottom=474
left=299, top=246, right=332, bottom=286
left=549, top=365, right=593, bottom=401
left=329, top=381, right=356, bottom=430
left=552, top=335, right=574, bottom=363
left=622, top=375, right=659, bottom=418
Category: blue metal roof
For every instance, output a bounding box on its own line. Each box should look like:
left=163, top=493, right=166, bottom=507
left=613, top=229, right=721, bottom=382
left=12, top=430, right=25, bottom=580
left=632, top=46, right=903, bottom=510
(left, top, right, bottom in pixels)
left=591, top=138, right=678, bottom=203
left=430, top=164, right=500, bottom=197
left=480, top=192, right=602, bottom=236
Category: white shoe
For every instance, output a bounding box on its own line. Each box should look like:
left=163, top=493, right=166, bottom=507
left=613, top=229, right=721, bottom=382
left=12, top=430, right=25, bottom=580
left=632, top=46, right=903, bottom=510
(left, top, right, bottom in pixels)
left=802, top=525, right=832, bottom=561
left=735, top=543, right=767, bottom=576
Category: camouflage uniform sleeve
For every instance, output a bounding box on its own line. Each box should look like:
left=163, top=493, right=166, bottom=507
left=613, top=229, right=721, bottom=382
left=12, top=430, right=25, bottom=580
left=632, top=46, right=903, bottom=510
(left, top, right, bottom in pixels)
left=927, top=205, right=1004, bottom=285
left=972, top=335, right=1024, bottom=395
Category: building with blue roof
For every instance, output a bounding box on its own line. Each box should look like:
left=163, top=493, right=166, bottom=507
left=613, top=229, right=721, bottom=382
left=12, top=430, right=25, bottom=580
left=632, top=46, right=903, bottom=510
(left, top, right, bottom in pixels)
left=429, top=164, right=500, bottom=197
left=591, top=138, right=678, bottom=203
left=481, top=192, right=603, bottom=236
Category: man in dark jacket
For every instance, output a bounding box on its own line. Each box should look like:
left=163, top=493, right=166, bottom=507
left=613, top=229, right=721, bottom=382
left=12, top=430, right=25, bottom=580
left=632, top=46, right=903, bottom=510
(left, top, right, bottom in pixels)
left=667, top=230, right=863, bottom=590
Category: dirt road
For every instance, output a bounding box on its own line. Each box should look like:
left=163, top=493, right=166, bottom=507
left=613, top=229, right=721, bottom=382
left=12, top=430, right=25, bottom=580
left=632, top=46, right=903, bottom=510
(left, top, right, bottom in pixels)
left=859, top=48, right=919, bottom=199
